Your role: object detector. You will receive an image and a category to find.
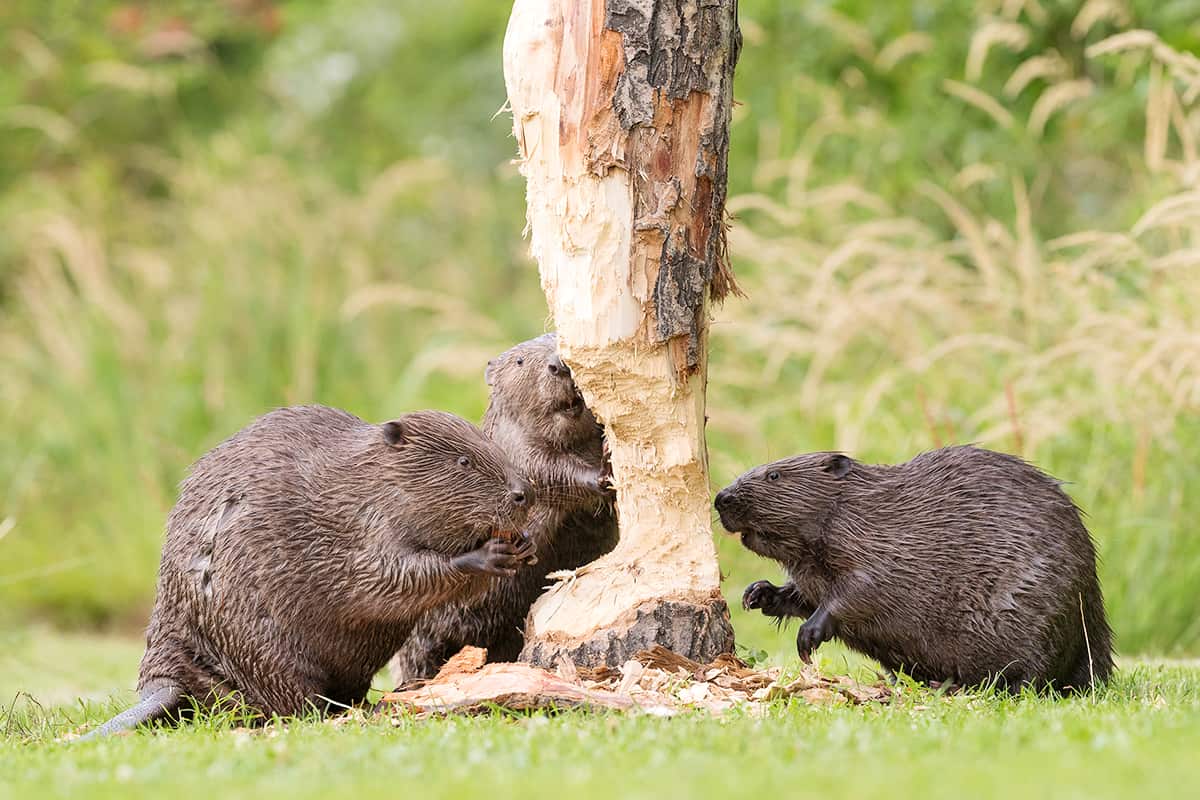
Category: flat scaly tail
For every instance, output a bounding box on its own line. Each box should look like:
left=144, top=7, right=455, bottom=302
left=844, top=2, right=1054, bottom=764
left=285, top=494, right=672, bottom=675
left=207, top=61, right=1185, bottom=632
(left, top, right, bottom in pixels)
left=76, top=684, right=182, bottom=741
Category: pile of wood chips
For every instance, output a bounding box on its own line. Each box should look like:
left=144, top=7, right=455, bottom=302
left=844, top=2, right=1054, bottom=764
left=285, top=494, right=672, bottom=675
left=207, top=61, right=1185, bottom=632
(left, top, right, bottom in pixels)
left=375, top=645, right=892, bottom=718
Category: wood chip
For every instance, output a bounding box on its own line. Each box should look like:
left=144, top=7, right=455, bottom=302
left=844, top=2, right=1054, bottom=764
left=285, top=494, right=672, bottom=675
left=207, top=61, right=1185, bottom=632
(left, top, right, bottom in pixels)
left=376, top=645, right=891, bottom=719
left=433, top=646, right=488, bottom=678
left=555, top=653, right=580, bottom=683
left=379, top=662, right=636, bottom=714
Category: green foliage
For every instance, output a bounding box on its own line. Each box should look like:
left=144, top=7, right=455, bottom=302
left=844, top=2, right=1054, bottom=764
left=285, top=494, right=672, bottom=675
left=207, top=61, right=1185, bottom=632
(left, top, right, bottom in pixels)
left=2, top=0, right=1200, bottom=664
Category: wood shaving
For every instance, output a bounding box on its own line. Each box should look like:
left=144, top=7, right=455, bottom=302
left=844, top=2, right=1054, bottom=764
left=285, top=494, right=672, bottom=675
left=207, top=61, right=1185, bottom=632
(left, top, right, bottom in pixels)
left=377, top=645, right=892, bottom=719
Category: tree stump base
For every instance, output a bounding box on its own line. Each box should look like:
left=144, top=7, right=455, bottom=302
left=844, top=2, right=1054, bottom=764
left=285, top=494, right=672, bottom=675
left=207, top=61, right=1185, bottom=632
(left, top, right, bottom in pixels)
left=520, top=593, right=735, bottom=669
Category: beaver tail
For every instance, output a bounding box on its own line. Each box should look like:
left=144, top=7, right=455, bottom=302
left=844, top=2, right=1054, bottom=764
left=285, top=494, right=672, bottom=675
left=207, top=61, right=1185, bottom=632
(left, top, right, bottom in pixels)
left=77, top=683, right=183, bottom=741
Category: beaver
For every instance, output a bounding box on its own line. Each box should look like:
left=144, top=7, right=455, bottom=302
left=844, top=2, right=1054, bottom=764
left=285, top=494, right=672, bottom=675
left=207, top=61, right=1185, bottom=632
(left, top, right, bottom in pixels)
left=389, top=334, right=618, bottom=684
left=81, top=405, right=535, bottom=739
left=715, top=445, right=1113, bottom=692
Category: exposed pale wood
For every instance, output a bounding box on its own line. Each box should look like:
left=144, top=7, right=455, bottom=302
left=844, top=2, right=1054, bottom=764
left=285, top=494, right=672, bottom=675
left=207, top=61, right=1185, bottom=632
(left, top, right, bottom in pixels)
left=379, top=654, right=636, bottom=714
left=504, top=0, right=741, bottom=666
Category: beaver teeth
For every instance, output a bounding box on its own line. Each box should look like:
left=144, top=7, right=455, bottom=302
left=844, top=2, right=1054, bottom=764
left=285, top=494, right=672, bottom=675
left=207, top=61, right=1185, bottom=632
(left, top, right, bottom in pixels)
left=559, top=393, right=585, bottom=417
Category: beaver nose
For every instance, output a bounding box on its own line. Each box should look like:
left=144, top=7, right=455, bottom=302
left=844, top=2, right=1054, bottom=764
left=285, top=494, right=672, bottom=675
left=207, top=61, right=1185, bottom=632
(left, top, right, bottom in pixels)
left=509, top=479, right=534, bottom=507
left=714, top=488, right=733, bottom=511
left=547, top=353, right=569, bottom=378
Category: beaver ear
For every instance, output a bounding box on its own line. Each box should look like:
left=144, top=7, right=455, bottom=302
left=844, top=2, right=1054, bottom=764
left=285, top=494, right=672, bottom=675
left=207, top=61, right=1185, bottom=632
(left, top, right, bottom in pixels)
left=484, top=359, right=496, bottom=387
left=824, top=454, right=852, bottom=479
left=382, top=420, right=407, bottom=448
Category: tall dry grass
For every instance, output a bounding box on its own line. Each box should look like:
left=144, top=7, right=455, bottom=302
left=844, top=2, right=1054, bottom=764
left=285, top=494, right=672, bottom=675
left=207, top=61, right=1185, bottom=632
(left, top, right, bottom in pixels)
left=710, top=20, right=1200, bottom=654
left=0, top=142, right=540, bottom=624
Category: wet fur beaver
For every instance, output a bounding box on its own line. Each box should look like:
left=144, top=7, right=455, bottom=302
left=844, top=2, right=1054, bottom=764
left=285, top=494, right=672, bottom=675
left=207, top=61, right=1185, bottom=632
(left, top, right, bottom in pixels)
left=81, top=405, right=534, bottom=738
left=716, top=445, right=1113, bottom=692
left=389, top=334, right=617, bottom=684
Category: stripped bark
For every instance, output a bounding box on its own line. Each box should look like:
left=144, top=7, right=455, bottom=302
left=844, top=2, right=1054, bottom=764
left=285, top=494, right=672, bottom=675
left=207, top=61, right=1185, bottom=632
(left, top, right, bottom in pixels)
left=504, top=0, right=741, bottom=666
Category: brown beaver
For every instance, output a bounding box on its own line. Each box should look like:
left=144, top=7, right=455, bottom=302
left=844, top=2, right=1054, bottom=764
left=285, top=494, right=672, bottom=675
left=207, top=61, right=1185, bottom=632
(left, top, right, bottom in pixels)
left=389, top=334, right=618, bottom=684
left=715, top=445, right=1113, bottom=692
left=81, top=405, right=535, bottom=738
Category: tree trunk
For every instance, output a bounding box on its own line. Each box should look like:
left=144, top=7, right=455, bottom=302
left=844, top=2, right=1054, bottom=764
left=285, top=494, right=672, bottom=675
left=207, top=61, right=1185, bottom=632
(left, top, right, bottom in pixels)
left=504, top=0, right=741, bottom=667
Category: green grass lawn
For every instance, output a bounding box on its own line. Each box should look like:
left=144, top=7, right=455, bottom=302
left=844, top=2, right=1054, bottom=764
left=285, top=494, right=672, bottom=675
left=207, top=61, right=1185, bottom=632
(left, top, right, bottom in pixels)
left=2, top=629, right=1198, bottom=800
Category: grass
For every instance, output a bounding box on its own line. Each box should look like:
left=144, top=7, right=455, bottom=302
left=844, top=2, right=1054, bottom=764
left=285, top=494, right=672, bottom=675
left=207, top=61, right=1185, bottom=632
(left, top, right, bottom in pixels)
left=2, top=630, right=1199, bottom=799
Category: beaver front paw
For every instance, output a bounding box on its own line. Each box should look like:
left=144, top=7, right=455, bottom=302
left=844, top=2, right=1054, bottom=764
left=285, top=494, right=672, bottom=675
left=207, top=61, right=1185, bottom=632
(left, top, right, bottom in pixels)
left=453, top=536, right=536, bottom=577
left=742, top=580, right=781, bottom=612
left=796, top=606, right=835, bottom=662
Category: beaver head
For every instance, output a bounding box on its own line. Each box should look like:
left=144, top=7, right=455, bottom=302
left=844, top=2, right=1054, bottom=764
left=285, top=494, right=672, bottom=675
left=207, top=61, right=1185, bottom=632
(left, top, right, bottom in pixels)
left=369, top=409, right=533, bottom=551
left=483, top=333, right=598, bottom=449
left=714, top=452, right=855, bottom=563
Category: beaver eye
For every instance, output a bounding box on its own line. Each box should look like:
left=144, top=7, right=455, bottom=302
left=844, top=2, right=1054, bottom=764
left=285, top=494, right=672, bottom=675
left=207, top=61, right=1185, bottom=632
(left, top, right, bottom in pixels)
left=516, top=357, right=525, bottom=366
left=457, top=456, right=471, bottom=469
left=767, top=470, right=780, bottom=482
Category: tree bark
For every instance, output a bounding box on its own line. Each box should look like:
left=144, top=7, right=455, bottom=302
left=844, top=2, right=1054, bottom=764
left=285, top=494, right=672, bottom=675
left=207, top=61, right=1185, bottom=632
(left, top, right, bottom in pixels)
left=504, top=0, right=741, bottom=667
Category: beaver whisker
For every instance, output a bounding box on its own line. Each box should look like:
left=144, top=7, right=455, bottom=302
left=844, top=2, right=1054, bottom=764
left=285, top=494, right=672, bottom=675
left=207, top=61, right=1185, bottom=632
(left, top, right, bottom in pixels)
left=532, top=482, right=607, bottom=497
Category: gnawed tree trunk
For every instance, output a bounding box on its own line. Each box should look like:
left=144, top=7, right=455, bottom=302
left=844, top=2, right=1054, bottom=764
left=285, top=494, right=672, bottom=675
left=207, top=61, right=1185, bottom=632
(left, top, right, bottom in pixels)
left=504, top=0, right=741, bottom=667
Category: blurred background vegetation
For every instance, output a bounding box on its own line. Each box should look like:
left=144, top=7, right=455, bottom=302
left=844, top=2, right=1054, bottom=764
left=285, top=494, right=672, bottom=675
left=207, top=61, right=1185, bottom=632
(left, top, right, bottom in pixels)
left=2, top=0, right=1199, bottom=663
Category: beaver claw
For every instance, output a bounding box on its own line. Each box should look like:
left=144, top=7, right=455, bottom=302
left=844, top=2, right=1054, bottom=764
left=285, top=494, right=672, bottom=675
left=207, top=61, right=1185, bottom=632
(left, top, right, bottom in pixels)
left=454, top=536, right=536, bottom=578
left=742, top=580, right=780, bottom=612
left=514, top=530, right=538, bottom=566
left=580, top=466, right=615, bottom=499
left=796, top=606, right=835, bottom=663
